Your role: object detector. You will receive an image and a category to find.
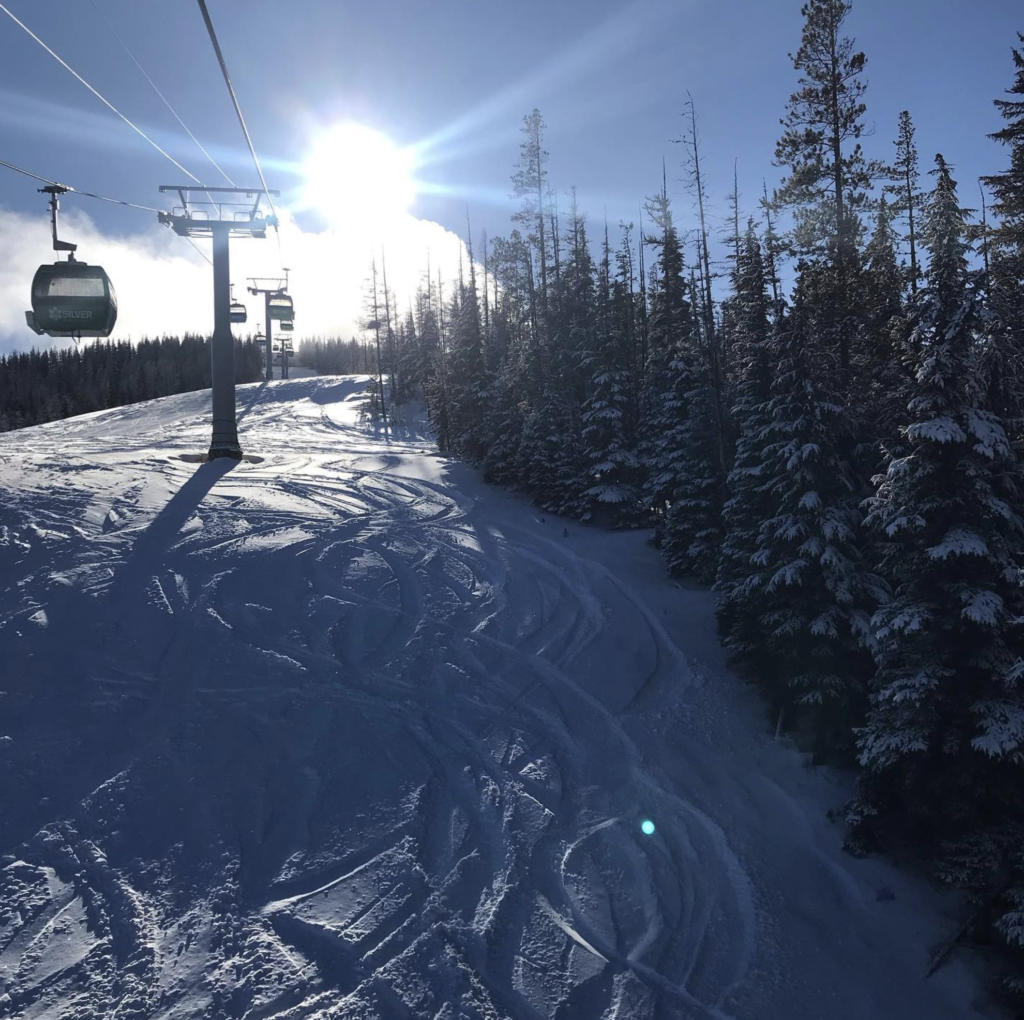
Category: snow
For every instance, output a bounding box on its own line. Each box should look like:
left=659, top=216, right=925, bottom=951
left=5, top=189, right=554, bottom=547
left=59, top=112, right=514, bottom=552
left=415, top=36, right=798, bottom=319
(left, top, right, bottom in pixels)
left=0, top=376, right=997, bottom=1018
left=906, top=416, right=967, bottom=445
left=928, top=527, right=991, bottom=561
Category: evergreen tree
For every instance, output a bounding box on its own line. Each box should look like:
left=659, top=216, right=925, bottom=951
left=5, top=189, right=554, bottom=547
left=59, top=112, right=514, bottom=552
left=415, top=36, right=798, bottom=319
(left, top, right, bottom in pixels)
left=479, top=230, right=537, bottom=486
left=420, top=282, right=452, bottom=450
left=980, top=35, right=1024, bottom=459
left=856, top=196, right=912, bottom=463
left=554, top=190, right=597, bottom=407
left=863, top=196, right=904, bottom=327
left=481, top=368, right=525, bottom=487
left=396, top=309, right=423, bottom=402
left=984, top=34, right=1024, bottom=298
left=0, top=335, right=263, bottom=432
left=886, top=111, right=925, bottom=295
left=448, top=250, right=490, bottom=461
left=738, top=302, right=880, bottom=754
left=511, top=109, right=550, bottom=319
left=716, top=224, right=775, bottom=651
left=662, top=350, right=724, bottom=583
left=760, top=181, right=785, bottom=305
left=639, top=178, right=695, bottom=530
left=854, top=159, right=1024, bottom=914
left=518, top=386, right=586, bottom=516
left=774, top=0, right=877, bottom=377
left=580, top=227, right=640, bottom=520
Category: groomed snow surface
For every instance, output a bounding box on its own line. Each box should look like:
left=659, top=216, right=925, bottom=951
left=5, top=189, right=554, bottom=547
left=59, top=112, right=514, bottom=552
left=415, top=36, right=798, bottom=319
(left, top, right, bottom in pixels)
left=0, top=377, right=996, bottom=1018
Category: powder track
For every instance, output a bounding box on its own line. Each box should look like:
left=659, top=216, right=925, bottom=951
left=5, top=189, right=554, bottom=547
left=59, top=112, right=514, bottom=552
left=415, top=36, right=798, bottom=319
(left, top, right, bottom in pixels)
left=0, top=377, right=989, bottom=1018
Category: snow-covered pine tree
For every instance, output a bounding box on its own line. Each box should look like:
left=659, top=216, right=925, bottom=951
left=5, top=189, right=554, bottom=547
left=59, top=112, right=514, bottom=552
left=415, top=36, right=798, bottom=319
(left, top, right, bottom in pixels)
left=855, top=196, right=913, bottom=468
left=984, top=34, right=1024, bottom=302
left=853, top=159, right=1024, bottom=904
left=518, top=386, right=586, bottom=516
left=662, top=350, right=724, bottom=583
left=716, top=223, right=776, bottom=656
left=638, top=175, right=695, bottom=535
left=613, top=223, right=644, bottom=449
left=742, top=298, right=881, bottom=755
left=580, top=226, right=640, bottom=522
left=863, top=196, right=905, bottom=331
left=479, top=230, right=537, bottom=486
left=979, top=35, right=1024, bottom=466
left=390, top=310, right=419, bottom=405
left=448, top=246, right=490, bottom=462
left=421, top=281, right=453, bottom=451
left=481, top=368, right=525, bottom=487
left=556, top=190, right=597, bottom=408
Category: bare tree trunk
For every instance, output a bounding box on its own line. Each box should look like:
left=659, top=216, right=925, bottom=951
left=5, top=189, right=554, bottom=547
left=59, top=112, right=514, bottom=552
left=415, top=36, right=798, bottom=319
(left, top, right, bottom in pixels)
left=762, top=180, right=782, bottom=305
left=371, top=260, right=387, bottom=431
left=978, top=180, right=990, bottom=283
left=906, top=165, right=919, bottom=295
left=482, top=230, right=490, bottom=339
left=381, top=250, right=398, bottom=407
left=548, top=188, right=561, bottom=316
left=826, top=12, right=850, bottom=377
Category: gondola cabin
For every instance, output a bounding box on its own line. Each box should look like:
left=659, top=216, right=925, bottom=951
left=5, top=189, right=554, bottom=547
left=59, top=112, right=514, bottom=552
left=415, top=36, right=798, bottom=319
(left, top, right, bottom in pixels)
left=279, top=320, right=294, bottom=333
left=26, top=261, right=117, bottom=338
left=230, top=300, right=247, bottom=324
left=267, top=294, right=293, bottom=321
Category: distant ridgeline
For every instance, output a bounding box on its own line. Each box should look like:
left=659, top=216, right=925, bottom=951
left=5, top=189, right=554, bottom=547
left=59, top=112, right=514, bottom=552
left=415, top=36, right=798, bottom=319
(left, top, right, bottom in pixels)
left=0, top=336, right=265, bottom=432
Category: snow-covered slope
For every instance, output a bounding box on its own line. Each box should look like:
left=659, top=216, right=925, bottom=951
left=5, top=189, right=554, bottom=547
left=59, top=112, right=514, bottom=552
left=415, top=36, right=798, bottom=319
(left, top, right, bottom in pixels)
left=0, top=377, right=992, bottom=1018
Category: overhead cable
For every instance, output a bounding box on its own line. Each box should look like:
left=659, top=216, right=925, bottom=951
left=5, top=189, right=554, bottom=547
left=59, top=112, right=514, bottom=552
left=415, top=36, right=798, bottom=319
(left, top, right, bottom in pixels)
left=87, top=0, right=235, bottom=187
left=1, top=156, right=210, bottom=265
left=184, top=237, right=213, bottom=266
left=0, top=157, right=162, bottom=212
left=0, top=1, right=206, bottom=185
left=194, top=0, right=279, bottom=229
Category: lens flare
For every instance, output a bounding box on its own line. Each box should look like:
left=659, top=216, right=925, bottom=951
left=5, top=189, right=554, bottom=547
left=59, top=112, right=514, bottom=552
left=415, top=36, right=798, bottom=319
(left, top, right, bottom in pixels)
left=641, top=819, right=655, bottom=836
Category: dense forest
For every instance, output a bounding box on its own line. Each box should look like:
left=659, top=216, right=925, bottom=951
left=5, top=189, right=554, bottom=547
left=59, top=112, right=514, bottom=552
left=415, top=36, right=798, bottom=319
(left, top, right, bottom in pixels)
left=294, top=336, right=377, bottom=376
left=360, top=1, right=1024, bottom=1001
left=0, top=335, right=265, bottom=431
left=0, top=334, right=386, bottom=430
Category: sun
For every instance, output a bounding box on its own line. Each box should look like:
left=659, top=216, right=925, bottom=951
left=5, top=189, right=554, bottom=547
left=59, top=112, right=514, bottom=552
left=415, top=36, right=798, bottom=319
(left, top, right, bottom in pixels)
left=303, top=122, right=416, bottom=228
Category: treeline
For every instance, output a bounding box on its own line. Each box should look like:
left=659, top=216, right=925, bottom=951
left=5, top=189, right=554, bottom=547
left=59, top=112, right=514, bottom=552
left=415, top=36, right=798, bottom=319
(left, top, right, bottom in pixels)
left=368, top=3, right=1024, bottom=1000
left=0, top=335, right=265, bottom=432
left=294, top=336, right=374, bottom=376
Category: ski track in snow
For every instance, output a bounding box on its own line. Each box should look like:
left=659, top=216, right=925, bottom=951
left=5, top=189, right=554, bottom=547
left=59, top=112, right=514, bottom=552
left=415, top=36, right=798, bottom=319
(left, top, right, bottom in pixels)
left=0, top=377, right=993, bottom=1019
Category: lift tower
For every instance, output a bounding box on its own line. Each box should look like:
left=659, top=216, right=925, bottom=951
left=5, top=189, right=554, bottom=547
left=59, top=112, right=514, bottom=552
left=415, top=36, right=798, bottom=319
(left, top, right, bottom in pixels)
left=247, top=275, right=290, bottom=381
left=159, top=185, right=278, bottom=460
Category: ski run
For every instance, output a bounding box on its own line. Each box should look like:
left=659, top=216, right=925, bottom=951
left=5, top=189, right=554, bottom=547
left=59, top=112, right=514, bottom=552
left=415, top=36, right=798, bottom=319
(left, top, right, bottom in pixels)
left=0, top=377, right=993, bottom=1018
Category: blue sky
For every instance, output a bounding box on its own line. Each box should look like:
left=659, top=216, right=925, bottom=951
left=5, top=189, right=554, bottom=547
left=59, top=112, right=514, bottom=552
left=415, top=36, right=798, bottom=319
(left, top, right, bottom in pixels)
left=0, top=0, right=1021, bottom=349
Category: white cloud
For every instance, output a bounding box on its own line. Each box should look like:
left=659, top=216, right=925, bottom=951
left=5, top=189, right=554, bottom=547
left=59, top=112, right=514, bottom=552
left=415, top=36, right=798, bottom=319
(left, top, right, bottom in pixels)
left=0, top=204, right=469, bottom=354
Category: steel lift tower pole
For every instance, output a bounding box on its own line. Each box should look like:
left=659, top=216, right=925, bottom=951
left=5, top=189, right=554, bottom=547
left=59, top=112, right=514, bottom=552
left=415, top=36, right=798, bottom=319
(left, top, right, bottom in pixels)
left=159, top=185, right=278, bottom=460
left=264, top=294, right=274, bottom=381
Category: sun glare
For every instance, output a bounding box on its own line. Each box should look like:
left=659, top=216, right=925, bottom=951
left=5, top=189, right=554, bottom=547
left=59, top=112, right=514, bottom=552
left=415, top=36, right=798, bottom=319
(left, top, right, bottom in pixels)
left=303, top=122, right=416, bottom=228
